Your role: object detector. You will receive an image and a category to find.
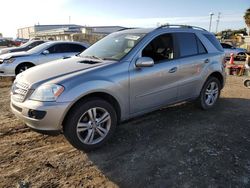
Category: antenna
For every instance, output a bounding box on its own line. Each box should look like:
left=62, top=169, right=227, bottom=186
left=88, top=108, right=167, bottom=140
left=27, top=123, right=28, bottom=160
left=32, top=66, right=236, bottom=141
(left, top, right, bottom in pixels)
left=215, top=12, right=221, bottom=33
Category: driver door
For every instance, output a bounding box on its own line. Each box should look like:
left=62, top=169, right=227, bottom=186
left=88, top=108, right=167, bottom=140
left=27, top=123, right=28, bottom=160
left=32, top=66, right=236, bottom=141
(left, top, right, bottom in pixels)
left=129, top=33, right=180, bottom=114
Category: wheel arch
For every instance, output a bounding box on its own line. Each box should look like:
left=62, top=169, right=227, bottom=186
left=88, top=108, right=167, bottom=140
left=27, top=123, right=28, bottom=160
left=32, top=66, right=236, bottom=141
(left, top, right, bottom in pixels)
left=207, top=71, right=224, bottom=88
left=15, top=62, right=35, bottom=75
left=62, top=92, right=122, bottom=127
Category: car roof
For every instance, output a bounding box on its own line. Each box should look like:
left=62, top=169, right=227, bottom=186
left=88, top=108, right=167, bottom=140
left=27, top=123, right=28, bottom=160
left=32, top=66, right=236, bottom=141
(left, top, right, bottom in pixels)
left=45, top=41, right=87, bottom=46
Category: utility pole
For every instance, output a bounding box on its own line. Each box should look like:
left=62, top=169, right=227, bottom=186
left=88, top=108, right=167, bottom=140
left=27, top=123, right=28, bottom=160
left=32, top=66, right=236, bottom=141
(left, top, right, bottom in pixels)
left=69, top=16, right=71, bottom=24
left=209, top=12, right=214, bottom=32
left=215, top=12, right=221, bottom=34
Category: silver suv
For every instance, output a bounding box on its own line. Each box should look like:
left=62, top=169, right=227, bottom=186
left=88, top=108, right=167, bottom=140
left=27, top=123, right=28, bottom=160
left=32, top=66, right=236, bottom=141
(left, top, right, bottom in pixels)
left=0, top=41, right=89, bottom=76
left=11, top=25, right=226, bottom=151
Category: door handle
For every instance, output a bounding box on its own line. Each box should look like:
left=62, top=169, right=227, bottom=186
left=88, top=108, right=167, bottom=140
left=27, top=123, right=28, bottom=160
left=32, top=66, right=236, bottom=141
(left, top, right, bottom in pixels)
left=169, top=67, right=177, bottom=73
left=204, top=59, right=210, bottom=63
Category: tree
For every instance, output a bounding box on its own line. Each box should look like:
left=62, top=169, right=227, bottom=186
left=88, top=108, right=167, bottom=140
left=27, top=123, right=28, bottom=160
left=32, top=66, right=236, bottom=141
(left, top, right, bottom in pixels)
left=244, top=8, right=250, bottom=35
left=0, top=33, right=2, bottom=38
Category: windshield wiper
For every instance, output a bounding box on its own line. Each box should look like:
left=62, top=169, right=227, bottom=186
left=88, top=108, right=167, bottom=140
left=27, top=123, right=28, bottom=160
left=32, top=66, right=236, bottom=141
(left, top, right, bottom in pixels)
left=81, top=55, right=103, bottom=61
left=102, top=57, right=118, bottom=61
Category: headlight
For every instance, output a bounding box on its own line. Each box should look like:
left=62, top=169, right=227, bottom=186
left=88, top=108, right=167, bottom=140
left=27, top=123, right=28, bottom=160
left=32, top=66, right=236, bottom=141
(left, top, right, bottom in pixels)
left=30, top=84, right=64, bottom=102
left=3, top=58, right=15, bottom=64
left=0, top=49, right=9, bottom=54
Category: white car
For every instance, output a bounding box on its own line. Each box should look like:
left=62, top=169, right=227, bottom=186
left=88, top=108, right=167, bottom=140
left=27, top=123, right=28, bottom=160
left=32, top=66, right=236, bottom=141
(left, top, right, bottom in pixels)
left=221, top=43, right=247, bottom=60
left=0, top=41, right=89, bottom=76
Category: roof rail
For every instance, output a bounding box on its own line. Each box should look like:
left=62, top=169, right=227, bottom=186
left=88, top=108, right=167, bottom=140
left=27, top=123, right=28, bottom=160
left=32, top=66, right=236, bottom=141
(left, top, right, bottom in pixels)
left=118, top=27, right=138, bottom=31
left=156, top=24, right=207, bottom=31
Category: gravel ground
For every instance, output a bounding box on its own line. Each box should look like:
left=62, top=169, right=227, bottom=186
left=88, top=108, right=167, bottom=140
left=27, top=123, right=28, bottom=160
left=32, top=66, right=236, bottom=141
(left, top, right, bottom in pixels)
left=0, top=76, right=250, bottom=188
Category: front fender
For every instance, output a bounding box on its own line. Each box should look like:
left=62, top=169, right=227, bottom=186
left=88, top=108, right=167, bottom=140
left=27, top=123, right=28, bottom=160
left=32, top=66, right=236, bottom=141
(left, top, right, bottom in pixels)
left=58, top=79, right=129, bottom=121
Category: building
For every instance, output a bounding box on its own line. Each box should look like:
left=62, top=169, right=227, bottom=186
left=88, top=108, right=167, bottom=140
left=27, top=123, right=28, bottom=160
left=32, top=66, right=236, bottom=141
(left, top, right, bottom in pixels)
left=17, top=24, right=83, bottom=39
left=17, top=24, right=126, bottom=44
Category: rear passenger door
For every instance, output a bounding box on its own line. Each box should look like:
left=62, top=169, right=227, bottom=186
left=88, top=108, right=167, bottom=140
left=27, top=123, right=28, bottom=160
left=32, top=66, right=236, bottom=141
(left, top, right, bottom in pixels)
left=174, top=32, right=208, bottom=100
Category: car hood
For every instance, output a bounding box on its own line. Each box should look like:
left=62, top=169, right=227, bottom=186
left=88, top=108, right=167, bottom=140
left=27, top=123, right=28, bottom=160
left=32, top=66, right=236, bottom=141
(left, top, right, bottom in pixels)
left=17, top=56, right=114, bottom=87
left=0, top=51, right=30, bottom=60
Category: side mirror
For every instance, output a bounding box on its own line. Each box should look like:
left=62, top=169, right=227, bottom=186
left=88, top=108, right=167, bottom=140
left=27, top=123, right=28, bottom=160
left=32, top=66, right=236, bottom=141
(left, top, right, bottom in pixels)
left=42, top=50, right=49, bottom=55
left=135, top=57, right=154, bottom=68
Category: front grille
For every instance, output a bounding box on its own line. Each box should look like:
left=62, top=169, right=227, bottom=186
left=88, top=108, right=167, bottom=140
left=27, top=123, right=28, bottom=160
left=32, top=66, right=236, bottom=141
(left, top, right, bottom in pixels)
left=11, top=82, right=30, bottom=102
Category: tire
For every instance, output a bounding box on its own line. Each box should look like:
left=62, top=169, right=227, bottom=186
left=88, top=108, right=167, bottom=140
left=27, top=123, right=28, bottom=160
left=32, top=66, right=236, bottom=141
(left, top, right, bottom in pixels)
left=237, top=52, right=246, bottom=61
left=244, top=79, right=250, bottom=88
left=196, top=77, right=221, bottom=110
left=63, top=98, right=117, bottom=151
left=16, top=63, right=34, bottom=75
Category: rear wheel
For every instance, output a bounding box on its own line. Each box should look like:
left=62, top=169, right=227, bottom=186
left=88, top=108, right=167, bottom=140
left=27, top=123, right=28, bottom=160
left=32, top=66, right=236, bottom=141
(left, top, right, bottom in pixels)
left=63, top=98, right=117, bottom=151
left=196, top=77, right=221, bottom=110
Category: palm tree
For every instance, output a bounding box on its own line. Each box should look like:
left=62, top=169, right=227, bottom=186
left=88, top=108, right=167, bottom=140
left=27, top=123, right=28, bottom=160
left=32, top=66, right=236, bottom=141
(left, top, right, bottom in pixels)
left=244, top=8, right=250, bottom=35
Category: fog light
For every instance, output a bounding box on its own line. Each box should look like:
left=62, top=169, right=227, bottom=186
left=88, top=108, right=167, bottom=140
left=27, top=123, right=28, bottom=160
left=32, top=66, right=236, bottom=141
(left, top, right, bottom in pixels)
left=28, top=109, right=46, bottom=120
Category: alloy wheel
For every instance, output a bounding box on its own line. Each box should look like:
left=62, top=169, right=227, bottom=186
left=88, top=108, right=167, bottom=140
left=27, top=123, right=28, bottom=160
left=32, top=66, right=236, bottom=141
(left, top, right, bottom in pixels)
left=76, top=107, right=111, bottom=145
left=205, top=81, right=219, bottom=106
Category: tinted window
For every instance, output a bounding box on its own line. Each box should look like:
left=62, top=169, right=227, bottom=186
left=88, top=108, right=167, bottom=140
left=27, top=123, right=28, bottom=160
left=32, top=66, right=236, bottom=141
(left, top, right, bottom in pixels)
left=28, top=41, right=44, bottom=48
left=142, top=34, right=174, bottom=63
left=69, top=44, right=86, bottom=52
left=176, top=33, right=198, bottom=57
left=221, top=43, right=232, bottom=49
left=204, top=34, right=224, bottom=52
left=197, top=38, right=207, bottom=54
left=47, top=43, right=82, bottom=53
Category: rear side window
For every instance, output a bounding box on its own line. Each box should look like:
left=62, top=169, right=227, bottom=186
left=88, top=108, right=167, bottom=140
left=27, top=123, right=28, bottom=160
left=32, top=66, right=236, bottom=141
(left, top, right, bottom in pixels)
left=204, top=34, right=223, bottom=52
left=197, top=38, right=207, bottom=54
left=175, top=33, right=198, bottom=57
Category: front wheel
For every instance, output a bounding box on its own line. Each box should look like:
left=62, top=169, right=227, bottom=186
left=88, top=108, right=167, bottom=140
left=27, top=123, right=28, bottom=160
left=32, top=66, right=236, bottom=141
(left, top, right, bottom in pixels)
left=196, top=77, right=221, bottom=110
left=16, top=63, right=33, bottom=75
left=63, top=98, right=117, bottom=151
left=244, top=79, right=250, bottom=88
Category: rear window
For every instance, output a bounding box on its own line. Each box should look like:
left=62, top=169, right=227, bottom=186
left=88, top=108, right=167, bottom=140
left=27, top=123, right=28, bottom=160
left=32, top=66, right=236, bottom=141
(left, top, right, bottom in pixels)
left=204, top=34, right=223, bottom=52
left=175, top=33, right=198, bottom=57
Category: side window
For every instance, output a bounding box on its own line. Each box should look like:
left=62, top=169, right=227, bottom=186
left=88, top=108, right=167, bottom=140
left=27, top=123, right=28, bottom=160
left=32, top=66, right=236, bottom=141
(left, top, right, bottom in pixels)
left=47, top=44, right=64, bottom=53
left=68, top=44, right=86, bottom=52
left=29, top=41, right=44, bottom=48
left=142, top=34, right=174, bottom=63
left=196, top=37, right=207, bottom=54
left=176, top=33, right=198, bottom=57
left=204, top=34, right=224, bottom=52
left=221, top=43, right=232, bottom=49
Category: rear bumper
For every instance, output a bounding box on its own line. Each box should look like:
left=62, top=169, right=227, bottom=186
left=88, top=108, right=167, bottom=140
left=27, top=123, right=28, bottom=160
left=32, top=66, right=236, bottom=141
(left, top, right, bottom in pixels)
left=11, top=97, right=70, bottom=132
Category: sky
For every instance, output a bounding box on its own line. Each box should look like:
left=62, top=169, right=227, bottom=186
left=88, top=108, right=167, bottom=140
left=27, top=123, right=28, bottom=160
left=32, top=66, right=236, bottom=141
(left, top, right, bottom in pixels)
left=0, top=0, right=249, bottom=38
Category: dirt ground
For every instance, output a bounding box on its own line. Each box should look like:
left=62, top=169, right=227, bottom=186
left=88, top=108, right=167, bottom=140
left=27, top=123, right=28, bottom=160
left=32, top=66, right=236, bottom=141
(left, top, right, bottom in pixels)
left=0, top=76, right=250, bottom=188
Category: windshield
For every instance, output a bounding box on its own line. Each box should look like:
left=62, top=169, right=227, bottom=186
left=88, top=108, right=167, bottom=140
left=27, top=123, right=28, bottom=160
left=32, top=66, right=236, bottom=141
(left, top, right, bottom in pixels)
left=79, top=32, right=145, bottom=61
left=27, top=42, right=50, bottom=54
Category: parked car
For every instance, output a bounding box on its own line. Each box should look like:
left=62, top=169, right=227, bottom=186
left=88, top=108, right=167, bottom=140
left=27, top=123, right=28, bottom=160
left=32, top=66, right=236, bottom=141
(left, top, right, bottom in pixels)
left=0, top=38, right=14, bottom=47
left=0, top=40, right=46, bottom=55
left=0, top=41, right=89, bottom=76
left=221, top=43, right=247, bottom=60
left=12, top=38, right=29, bottom=46
left=11, top=25, right=226, bottom=151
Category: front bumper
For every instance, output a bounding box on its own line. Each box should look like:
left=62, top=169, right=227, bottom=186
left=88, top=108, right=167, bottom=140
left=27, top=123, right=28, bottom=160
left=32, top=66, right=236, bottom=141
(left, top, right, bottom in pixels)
left=0, top=63, right=16, bottom=77
left=11, top=96, right=70, bottom=132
